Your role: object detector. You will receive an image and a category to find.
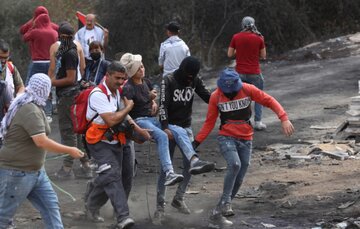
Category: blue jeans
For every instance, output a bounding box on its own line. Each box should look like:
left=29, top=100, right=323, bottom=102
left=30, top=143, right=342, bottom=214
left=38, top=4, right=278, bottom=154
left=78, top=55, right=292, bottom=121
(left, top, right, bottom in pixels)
left=0, top=168, right=63, bottom=229
left=26, top=62, right=53, bottom=116
left=217, top=135, right=252, bottom=205
left=135, top=117, right=174, bottom=173
left=239, top=73, right=264, bottom=121
left=157, top=127, right=194, bottom=205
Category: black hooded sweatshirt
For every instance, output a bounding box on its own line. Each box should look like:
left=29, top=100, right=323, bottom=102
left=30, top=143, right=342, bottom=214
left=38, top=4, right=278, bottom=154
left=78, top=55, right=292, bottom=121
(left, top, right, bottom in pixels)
left=159, top=57, right=211, bottom=129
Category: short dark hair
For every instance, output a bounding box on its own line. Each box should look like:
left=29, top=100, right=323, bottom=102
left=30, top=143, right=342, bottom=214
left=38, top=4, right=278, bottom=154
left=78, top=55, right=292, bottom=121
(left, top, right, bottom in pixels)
left=0, top=39, right=10, bottom=53
left=107, top=61, right=126, bottom=74
left=89, top=41, right=104, bottom=52
left=166, top=21, right=180, bottom=33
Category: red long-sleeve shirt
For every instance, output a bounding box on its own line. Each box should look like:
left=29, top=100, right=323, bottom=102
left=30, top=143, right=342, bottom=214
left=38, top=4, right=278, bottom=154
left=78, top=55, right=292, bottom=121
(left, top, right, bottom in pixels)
left=195, top=83, right=288, bottom=142
left=23, top=14, right=58, bottom=60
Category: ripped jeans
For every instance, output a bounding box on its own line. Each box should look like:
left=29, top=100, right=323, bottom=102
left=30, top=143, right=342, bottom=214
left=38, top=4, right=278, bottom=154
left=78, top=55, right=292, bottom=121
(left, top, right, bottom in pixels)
left=217, top=135, right=252, bottom=205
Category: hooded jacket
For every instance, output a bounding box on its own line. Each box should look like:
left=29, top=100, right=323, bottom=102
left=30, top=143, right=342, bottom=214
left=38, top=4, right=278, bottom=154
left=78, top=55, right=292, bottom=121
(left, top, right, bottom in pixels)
left=23, top=14, right=58, bottom=60
left=195, top=83, right=288, bottom=142
left=20, top=6, right=58, bottom=35
left=159, top=58, right=210, bottom=129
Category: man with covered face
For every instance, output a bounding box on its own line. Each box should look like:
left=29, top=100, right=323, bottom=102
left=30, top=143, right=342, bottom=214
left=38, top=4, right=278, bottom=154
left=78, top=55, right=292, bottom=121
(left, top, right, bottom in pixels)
left=154, top=56, right=215, bottom=223
left=49, top=22, right=92, bottom=179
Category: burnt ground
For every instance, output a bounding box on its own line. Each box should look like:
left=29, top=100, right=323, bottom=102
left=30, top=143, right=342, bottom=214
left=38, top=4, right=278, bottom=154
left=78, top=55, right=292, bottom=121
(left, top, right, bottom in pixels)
left=13, top=33, right=360, bottom=229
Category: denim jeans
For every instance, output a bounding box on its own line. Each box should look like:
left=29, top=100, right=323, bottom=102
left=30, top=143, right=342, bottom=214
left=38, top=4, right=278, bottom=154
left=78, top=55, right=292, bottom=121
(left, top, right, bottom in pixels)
left=239, top=73, right=264, bottom=122
left=157, top=127, right=194, bottom=205
left=0, top=168, right=63, bottom=229
left=26, top=62, right=53, bottom=116
left=134, top=117, right=174, bottom=173
left=217, top=135, right=252, bottom=205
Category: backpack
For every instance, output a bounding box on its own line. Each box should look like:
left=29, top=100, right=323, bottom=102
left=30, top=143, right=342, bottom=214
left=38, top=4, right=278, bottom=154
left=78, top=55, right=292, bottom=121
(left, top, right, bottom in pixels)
left=71, top=84, right=107, bottom=134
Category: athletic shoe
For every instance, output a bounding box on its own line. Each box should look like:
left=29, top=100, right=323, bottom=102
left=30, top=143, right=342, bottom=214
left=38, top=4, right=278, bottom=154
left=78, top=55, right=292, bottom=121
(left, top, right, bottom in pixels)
left=254, top=121, right=267, bottom=131
left=54, top=166, right=73, bottom=179
left=46, top=116, right=52, bottom=124
left=164, top=172, right=183, bottom=186
left=208, top=213, right=233, bottom=229
left=189, top=160, right=215, bottom=175
left=116, top=217, right=135, bottom=229
left=86, top=208, right=104, bottom=223
left=221, top=203, right=235, bottom=217
left=171, top=197, right=190, bottom=214
left=153, top=204, right=165, bottom=226
left=74, top=164, right=93, bottom=179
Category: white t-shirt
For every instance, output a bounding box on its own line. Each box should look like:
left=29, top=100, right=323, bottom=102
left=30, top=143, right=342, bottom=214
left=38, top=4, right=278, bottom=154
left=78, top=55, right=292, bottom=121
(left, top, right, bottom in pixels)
left=82, top=30, right=96, bottom=59
left=158, top=35, right=190, bottom=77
left=87, top=82, right=124, bottom=144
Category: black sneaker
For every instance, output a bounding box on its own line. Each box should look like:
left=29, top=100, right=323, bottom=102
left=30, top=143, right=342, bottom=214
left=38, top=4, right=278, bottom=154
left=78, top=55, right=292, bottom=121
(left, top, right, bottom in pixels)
left=221, top=203, right=235, bottom=217
left=208, top=213, right=233, bottom=229
left=189, top=160, right=215, bottom=175
left=54, top=166, right=73, bottom=179
left=74, top=163, right=94, bottom=179
left=86, top=208, right=104, bottom=223
left=171, top=198, right=191, bottom=214
left=117, top=217, right=135, bottom=229
left=164, top=172, right=184, bottom=186
left=153, top=205, right=165, bottom=226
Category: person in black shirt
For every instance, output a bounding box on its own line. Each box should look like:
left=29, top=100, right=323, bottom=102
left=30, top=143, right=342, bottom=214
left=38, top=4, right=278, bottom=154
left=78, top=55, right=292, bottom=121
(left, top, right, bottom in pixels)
left=49, top=22, right=92, bottom=179
left=154, top=56, right=215, bottom=222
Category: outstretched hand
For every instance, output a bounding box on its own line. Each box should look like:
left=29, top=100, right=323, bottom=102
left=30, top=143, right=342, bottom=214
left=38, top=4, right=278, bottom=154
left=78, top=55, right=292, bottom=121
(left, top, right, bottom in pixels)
left=69, top=147, right=85, bottom=159
left=281, top=120, right=295, bottom=137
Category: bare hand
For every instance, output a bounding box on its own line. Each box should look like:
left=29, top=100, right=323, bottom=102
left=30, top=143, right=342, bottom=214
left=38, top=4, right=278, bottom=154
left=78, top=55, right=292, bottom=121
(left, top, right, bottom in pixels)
left=139, top=128, right=152, bottom=141
left=150, top=89, right=157, bottom=100
left=164, top=128, right=174, bottom=140
left=69, top=147, right=85, bottom=159
left=123, top=97, right=134, bottom=110
left=151, top=101, right=158, bottom=116
left=281, top=120, right=295, bottom=137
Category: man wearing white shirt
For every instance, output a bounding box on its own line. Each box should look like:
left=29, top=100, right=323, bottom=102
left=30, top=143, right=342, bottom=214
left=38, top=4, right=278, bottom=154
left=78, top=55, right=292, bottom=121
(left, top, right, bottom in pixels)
left=159, top=21, right=190, bottom=77
left=75, top=14, right=108, bottom=65
left=84, top=61, right=150, bottom=227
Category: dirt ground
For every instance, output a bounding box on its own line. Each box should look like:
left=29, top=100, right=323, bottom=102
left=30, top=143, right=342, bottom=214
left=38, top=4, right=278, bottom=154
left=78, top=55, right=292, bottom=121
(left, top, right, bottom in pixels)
left=13, top=33, right=360, bottom=229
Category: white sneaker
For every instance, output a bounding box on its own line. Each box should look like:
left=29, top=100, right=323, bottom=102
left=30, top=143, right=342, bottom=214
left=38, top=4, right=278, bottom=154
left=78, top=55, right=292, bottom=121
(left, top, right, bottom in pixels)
left=254, top=121, right=266, bottom=131
left=46, top=116, right=53, bottom=124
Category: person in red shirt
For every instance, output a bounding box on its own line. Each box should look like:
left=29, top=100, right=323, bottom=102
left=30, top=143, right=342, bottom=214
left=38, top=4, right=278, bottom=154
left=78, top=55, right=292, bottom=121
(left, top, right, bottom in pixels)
left=227, top=16, right=267, bottom=130
left=193, top=68, right=294, bottom=228
left=20, top=6, right=58, bottom=35
left=21, top=7, right=58, bottom=122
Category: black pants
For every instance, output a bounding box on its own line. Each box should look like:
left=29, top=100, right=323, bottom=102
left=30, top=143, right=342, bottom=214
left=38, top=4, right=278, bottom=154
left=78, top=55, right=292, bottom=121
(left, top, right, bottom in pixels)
left=86, top=141, right=133, bottom=222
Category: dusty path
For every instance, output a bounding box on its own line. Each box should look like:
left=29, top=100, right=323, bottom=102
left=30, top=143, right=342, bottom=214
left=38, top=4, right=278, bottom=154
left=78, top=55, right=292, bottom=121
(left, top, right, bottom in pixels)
left=13, top=39, right=360, bottom=228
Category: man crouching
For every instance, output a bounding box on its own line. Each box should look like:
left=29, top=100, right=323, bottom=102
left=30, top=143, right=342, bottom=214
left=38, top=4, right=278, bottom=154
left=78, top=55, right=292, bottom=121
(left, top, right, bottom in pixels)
left=84, top=61, right=150, bottom=228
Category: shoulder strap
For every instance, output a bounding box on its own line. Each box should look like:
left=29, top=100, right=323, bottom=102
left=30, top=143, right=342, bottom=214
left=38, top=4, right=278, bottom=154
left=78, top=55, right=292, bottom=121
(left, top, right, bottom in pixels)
left=7, top=62, right=14, bottom=75
left=98, top=83, right=110, bottom=101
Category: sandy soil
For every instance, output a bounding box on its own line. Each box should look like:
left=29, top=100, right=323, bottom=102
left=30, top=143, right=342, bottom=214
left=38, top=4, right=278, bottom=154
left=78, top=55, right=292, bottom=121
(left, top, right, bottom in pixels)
left=13, top=34, right=360, bottom=229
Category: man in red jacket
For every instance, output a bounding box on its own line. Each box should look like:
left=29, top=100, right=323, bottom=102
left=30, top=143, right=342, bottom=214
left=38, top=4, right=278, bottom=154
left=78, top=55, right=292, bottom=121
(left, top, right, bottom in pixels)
left=194, top=68, right=294, bottom=228
left=227, top=16, right=267, bottom=130
left=21, top=7, right=58, bottom=122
